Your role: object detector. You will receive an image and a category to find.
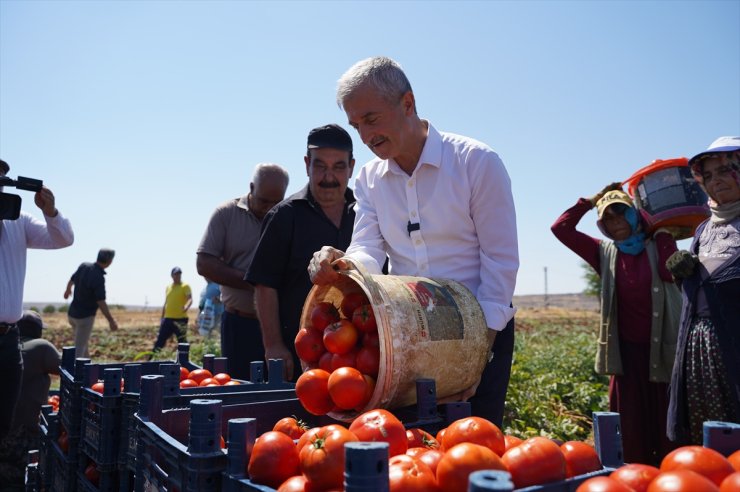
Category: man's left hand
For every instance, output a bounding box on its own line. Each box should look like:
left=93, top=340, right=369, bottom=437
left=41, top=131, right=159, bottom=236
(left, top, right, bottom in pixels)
left=34, top=186, right=58, bottom=217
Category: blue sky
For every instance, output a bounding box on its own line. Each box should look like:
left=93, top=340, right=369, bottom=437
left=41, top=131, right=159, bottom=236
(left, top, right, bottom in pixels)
left=1, top=0, right=739, bottom=307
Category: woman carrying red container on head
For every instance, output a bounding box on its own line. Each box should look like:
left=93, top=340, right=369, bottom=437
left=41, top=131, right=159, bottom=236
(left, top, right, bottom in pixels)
left=666, top=136, right=740, bottom=445
left=551, top=183, right=681, bottom=465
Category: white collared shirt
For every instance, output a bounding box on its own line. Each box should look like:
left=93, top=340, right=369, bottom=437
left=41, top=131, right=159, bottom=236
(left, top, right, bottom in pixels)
left=346, top=123, right=518, bottom=331
left=1, top=212, right=74, bottom=322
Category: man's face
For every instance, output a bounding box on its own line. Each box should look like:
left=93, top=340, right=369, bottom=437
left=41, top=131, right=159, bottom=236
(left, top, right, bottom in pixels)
left=305, top=147, right=354, bottom=205
left=249, top=176, right=287, bottom=220
left=343, top=84, right=414, bottom=162
left=172, top=272, right=182, bottom=283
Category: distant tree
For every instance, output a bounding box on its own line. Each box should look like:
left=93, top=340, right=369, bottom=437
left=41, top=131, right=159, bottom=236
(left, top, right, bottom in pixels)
left=43, top=304, right=56, bottom=314
left=582, top=262, right=601, bottom=298
left=58, top=304, right=69, bottom=313
left=30, top=307, right=40, bottom=313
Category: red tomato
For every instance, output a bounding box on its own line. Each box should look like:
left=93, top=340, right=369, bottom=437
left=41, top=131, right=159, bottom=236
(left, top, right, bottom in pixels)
left=440, top=416, right=505, bottom=456
left=417, top=449, right=444, bottom=476
left=328, top=367, right=368, bottom=410
left=247, top=431, right=300, bottom=488
left=647, top=470, right=720, bottom=492
left=661, top=445, right=734, bottom=486
left=330, top=347, right=358, bottom=371
left=388, top=454, right=439, bottom=492
left=356, top=345, right=380, bottom=377
left=179, top=366, right=189, bottom=381
left=576, top=476, right=634, bottom=492
left=340, top=292, right=368, bottom=318
left=277, top=475, right=308, bottom=492
left=273, top=417, right=309, bottom=439
left=561, top=441, right=602, bottom=478
left=296, top=426, right=322, bottom=453
left=504, top=435, right=523, bottom=451
left=436, top=428, right=446, bottom=443
left=199, top=377, right=220, bottom=386
left=224, top=380, right=241, bottom=386
left=310, top=302, right=340, bottom=331
left=610, top=463, right=661, bottom=492
left=729, top=450, right=740, bottom=472
left=361, top=375, right=376, bottom=409
left=220, top=435, right=226, bottom=449
left=352, top=304, right=377, bottom=333
left=349, top=409, right=408, bottom=457
left=295, top=327, right=326, bottom=363
left=213, top=373, right=231, bottom=385
left=362, top=330, right=380, bottom=348
left=502, top=436, right=567, bottom=488
left=187, top=368, right=213, bottom=384
left=406, top=428, right=439, bottom=449
left=91, top=381, right=104, bottom=394
left=436, top=442, right=506, bottom=492
left=84, top=463, right=100, bottom=486
left=179, top=378, right=198, bottom=388
left=323, top=319, right=359, bottom=354
left=720, top=472, right=740, bottom=492
left=295, top=369, right=334, bottom=415
left=318, top=351, right=333, bottom=372
left=299, top=425, right=358, bottom=491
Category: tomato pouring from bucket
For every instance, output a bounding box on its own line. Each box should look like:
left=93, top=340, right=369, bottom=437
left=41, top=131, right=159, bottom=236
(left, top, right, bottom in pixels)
left=622, top=157, right=710, bottom=240
left=298, top=258, right=489, bottom=422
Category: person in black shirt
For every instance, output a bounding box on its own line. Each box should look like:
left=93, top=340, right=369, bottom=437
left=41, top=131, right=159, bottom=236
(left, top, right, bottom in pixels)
left=247, top=124, right=355, bottom=381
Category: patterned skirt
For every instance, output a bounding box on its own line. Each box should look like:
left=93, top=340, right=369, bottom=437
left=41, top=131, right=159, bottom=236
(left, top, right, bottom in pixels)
left=684, top=317, right=738, bottom=443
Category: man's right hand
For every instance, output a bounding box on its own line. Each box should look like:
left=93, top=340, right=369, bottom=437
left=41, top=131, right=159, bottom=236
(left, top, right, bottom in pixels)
left=109, top=319, right=118, bottom=331
left=589, top=182, right=623, bottom=206
left=308, top=246, right=347, bottom=285
left=265, top=343, right=295, bottom=381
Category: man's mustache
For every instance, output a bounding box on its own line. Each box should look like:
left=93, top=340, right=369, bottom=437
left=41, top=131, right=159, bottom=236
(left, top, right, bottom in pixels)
left=319, top=181, right=340, bottom=188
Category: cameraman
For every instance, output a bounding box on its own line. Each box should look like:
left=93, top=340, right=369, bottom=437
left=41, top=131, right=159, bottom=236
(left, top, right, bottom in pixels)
left=0, top=159, right=73, bottom=440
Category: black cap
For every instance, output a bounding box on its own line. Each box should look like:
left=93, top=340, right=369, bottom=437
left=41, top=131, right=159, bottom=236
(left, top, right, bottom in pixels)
left=171, top=267, right=182, bottom=275
left=307, top=124, right=353, bottom=153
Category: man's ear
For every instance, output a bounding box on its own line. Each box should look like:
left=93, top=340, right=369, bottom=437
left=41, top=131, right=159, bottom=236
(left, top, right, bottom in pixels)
left=401, top=91, right=416, bottom=115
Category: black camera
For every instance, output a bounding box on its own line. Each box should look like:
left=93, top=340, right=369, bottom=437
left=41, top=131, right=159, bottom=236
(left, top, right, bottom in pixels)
left=0, top=176, right=44, bottom=220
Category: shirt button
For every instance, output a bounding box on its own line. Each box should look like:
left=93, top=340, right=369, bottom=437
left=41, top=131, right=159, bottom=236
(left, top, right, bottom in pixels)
left=411, top=211, right=417, bottom=218
left=653, top=312, right=659, bottom=317
left=652, top=364, right=658, bottom=369
left=653, top=287, right=659, bottom=292
left=415, top=239, right=421, bottom=245
left=408, top=180, right=414, bottom=187
left=653, top=337, right=659, bottom=342
left=421, top=264, right=427, bottom=270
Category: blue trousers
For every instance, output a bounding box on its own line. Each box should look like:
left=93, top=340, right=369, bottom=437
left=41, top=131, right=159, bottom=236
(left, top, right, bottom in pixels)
left=220, top=311, right=264, bottom=381
left=468, top=317, right=515, bottom=428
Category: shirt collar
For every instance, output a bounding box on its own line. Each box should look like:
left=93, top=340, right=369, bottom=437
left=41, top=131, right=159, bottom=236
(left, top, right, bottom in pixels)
left=236, top=195, right=250, bottom=211
left=380, top=121, right=442, bottom=177
left=296, top=184, right=356, bottom=207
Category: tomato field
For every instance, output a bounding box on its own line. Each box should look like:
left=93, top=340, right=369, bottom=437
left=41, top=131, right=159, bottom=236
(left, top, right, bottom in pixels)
left=39, top=304, right=607, bottom=443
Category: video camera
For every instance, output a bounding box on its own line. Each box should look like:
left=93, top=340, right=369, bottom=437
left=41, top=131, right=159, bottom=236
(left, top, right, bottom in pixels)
left=0, top=176, right=43, bottom=220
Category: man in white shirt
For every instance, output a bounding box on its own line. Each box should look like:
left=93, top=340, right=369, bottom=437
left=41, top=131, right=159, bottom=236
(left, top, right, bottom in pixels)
left=309, top=57, right=518, bottom=426
left=0, top=159, right=74, bottom=439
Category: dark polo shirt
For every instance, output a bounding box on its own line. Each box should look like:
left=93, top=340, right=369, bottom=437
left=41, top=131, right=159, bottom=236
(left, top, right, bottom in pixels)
left=246, top=185, right=355, bottom=352
left=68, top=262, right=107, bottom=319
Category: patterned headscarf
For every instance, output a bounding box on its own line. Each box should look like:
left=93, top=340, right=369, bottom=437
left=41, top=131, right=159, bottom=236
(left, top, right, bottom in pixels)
left=689, top=137, right=740, bottom=223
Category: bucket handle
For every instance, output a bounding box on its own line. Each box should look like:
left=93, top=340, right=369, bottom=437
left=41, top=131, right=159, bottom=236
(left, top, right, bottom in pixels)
left=334, top=257, right=386, bottom=308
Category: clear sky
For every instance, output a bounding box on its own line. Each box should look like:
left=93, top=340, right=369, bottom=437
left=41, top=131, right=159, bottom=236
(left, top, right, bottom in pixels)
left=1, top=0, right=739, bottom=307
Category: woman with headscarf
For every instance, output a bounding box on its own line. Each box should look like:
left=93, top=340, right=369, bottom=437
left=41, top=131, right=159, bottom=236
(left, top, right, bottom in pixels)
left=551, top=183, right=681, bottom=465
left=666, top=136, right=740, bottom=445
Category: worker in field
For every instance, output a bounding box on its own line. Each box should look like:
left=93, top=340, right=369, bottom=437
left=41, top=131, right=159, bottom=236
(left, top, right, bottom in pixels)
left=64, top=247, right=119, bottom=358
left=309, top=57, right=518, bottom=428
left=0, top=310, right=60, bottom=490
left=247, top=124, right=356, bottom=381
left=196, top=163, right=289, bottom=380
left=152, top=267, right=192, bottom=353
left=551, top=184, right=680, bottom=465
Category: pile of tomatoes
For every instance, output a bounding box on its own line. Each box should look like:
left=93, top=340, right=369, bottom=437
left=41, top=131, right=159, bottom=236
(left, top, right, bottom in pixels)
left=245, top=410, right=608, bottom=492
left=295, top=292, right=380, bottom=414
left=179, top=367, right=240, bottom=389
left=577, top=446, right=740, bottom=492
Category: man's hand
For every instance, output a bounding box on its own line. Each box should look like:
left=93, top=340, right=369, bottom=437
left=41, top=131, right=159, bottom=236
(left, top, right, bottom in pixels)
left=63, top=288, right=71, bottom=300
left=108, top=319, right=119, bottom=331
left=666, top=250, right=699, bottom=280
left=308, top=246, right=347, bottom=285
left=589, top=182, right=623, bottom=207
left=265, top=343, right=295, bottom=381
left=34, top=186, right=58, bottom=217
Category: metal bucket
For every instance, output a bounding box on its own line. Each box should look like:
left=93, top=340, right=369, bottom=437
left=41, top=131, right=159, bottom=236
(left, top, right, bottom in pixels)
left=300, top=259, right=489, bottom=421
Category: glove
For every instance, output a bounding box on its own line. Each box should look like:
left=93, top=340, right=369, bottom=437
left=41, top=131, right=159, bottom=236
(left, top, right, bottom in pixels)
left=666, top=250, right=699, bottom=279
left=589, top=182, right=623, bottom=207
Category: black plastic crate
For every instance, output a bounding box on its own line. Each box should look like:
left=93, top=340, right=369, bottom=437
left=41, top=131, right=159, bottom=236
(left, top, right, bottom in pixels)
left=80, top=368, right=125, bottom=467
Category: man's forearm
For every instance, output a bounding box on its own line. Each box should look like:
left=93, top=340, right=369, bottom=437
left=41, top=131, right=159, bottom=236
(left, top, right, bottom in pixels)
left=97, top=300, right=114, bottom=322
left=196, top=253, right=254, bottom=291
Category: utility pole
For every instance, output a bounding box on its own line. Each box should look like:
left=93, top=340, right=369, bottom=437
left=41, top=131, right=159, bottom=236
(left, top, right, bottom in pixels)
left=544, top=267, right=549, bottom=309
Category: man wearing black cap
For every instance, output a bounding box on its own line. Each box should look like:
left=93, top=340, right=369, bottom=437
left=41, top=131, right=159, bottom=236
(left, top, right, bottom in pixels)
left=152, top=267, right=193, bottom=354
left=246, top=124, right=355, bottom=381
